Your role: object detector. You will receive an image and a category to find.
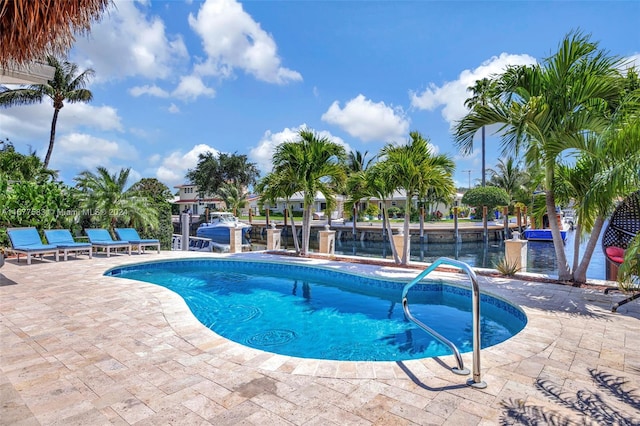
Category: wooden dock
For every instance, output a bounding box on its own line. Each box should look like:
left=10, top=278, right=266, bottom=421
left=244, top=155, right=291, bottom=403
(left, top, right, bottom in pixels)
left=247, top=220, right=522, bottom=244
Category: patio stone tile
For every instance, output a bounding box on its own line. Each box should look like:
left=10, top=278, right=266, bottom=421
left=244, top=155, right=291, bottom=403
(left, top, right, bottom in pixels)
left=109, top=396, right=156, bottom=423
left=371, top=410, right=416, bottom=425
left=2, top=251, right=639, bottom=425
left=424, top=391, right=464, bottom=420
left=356, top=361, right=377, bottom=378
left=53, top=407, right=112, bottom=426
left=181, top=393, right=226, bottom=420
left=134, top=404, right=209, bottom=426
left=313, top=377, right=358, bottom=395
left=249, top=391, right=317, bottom=424
left=389, top=402, right=445, bottom=425
left=208, top=399, right=264, bottom=425
left=301, top=415, right=342, bottom=426
left=442, top=409, right=482, bottom=426
left=313, top=360, right=339, bottom=378
left=315, top=402, right=372, bottom=425
left=255, top=354, right=287, bottom=372
left=373, top=362, right=399, bottom=380
left=351, top=393, right=397, bottom=422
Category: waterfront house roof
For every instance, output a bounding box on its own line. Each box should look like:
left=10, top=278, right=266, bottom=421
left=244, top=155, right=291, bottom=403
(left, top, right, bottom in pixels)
left=283, top=192, right=346, bottom=202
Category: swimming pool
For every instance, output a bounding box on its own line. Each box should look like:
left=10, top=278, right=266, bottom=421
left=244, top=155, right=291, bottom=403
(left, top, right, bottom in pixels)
left=106, top=259, right=527, bottom=361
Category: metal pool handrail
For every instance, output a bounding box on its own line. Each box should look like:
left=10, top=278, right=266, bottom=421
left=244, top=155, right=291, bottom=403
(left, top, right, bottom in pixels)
left=401, top=257, right=486, bottom=389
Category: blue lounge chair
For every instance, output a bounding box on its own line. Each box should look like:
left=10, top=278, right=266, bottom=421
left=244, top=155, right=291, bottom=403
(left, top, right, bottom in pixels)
left=44, top=229, right=92, bottom=261
left=85, top=229, right=131, bottom=257
left=114, top=228, right=160, bottom=254
left=7, top=227, right=59, bottom=265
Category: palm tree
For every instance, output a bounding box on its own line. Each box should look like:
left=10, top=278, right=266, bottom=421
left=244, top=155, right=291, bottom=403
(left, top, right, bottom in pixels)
left=74, top=167, right=159, bottom=233
left=346, top=149, right=376, bottom=220
left=346, top=163, right=401, bottom=264
left=454, top=31, right=626, bottom=281
left=347, top=150, right=374, bottom=174
left=256, top=169, right=302, bottom=254
left=554, top=109, right=640, bottom=283
left=0, top=139, right=57, bottom=183
left=271, top=129, right=347, bottom=255
left=217, top=182, right=247, bottom=215
left=486, top=157, right=528, bottom=204
left=463, top=78, right=496, bottom=187
left=378, top=131, right=455, bottom=264
left=0, top=56, right=94, bottom=168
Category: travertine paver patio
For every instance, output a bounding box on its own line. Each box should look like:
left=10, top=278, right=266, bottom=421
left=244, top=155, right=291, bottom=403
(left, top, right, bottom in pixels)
left=1, top=250, right=639, bottom=425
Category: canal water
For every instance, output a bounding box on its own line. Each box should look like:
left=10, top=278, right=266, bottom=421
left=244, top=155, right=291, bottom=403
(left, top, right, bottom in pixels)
left=329, top=228, right=606, bottom=280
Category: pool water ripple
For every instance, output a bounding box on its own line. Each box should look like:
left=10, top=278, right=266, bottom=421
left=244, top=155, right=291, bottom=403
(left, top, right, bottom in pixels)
left=247, top=329, right=297, bottom=346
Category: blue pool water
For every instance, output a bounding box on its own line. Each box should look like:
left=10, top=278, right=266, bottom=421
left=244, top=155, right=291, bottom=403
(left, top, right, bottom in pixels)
left=106, top=259, right=527, bottom=361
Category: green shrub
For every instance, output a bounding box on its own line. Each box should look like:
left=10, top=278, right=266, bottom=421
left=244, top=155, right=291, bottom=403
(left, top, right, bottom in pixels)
left=387, top=206, right=401, bottom=218
left=462, top=187, right=510, bottom=212
left=364, top=204, right=379, bottom=218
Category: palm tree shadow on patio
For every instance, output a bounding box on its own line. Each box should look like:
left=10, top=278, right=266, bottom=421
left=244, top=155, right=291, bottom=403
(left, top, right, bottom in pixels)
left=500, top=368, right=640, bottom=425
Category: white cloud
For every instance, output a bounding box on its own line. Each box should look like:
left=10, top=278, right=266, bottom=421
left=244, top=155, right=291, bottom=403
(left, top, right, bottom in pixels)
left=52, top=133, right=139, bottom=171
left=72, top=0, right=188, bottom=81
left=188, top=0, right=302, bottom=84
left=623, top=53, right=640, bottom=71
left=321, top=94, right=409, bottom=143
left=172, top=75, right=216, bottom=101
left=63, top=103, right=124, bottom=132
left=148, top=153, right=161, bottom=165
left=168, top=103, right=180, bottom=114
left=155, top=144, right=219, bottom=188
left=129, top=85, right=170, bottom=98
left=249, top=124, right=350, bottom=174
left=129, top=78, right=216, bottom=102
left=410, top=53, right=536, bottom=126
left=0, top=102, right=123, bottom=148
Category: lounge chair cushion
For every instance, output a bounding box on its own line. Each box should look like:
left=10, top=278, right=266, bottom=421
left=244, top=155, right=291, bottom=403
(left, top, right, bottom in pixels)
left=85, top=229, right=126, bottom=245
left=44, top=229, right=91, bottom=248
left=7, top=227, right=60, bottom=264
left=114, top=228, right=159, bottom=244
left=8, top=228, right=58, bottom=251
left=605, top=246, right=625, bottom=264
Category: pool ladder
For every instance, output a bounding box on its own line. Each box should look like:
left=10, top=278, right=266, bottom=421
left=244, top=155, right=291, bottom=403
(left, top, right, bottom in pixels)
left=401, top=257, right=487, bottom=389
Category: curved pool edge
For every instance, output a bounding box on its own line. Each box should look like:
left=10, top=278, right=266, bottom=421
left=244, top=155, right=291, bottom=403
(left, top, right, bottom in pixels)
left=104, top=256, right=528, bottom=322
left=98, top=252, right=549, bottom=378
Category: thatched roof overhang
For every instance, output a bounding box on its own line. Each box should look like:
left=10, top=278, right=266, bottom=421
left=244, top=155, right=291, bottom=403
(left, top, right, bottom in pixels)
left=0, top=0, right=111, bottom=67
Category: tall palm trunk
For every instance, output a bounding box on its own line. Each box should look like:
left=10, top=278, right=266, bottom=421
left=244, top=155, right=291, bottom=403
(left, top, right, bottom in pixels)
left=573, top=216, right=605, bottom=283
left=301, top=205, right=313, bottom=255
left=545, top=190, right=571, bottom=280
left=571, top=222, right=582, bottom=273
left=44, top=107, right=61, bottom=168
left=402, top=198, right=411, bottom=265
left=288, top=205, right=300, bottom=254
left=481, top=125, right=486, bottom=186
left=382, top=206, right=401, bottom=264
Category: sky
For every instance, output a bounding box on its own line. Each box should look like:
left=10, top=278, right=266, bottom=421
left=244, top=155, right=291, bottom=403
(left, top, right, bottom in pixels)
left=1, top=0, right=639, bottom=192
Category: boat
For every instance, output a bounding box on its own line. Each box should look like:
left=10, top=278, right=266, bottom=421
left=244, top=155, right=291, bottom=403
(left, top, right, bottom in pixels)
left=196, top=212, right=252, bottom=246
left=523, top=226, right=570, bottom=242
left=523, top=209, right=571, bottom=242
